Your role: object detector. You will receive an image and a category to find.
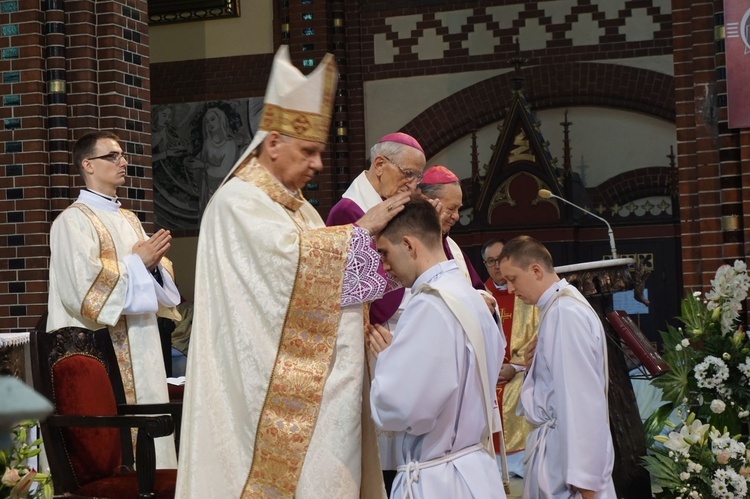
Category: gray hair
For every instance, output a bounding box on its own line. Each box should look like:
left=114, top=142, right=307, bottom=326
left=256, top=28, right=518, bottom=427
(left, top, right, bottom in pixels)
left=369, top=141, right=409, bottom=166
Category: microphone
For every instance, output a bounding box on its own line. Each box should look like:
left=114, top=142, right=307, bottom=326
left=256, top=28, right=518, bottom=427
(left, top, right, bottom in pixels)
left=538, top=189, right=618, bottom=259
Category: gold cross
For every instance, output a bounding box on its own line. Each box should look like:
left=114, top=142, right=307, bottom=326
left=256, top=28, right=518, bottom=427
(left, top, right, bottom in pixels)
left=499, top=308, right=512, bottom=322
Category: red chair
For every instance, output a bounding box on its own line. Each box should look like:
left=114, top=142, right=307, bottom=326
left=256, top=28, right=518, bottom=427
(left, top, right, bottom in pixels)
left=31, top=326, right=179, bottom=499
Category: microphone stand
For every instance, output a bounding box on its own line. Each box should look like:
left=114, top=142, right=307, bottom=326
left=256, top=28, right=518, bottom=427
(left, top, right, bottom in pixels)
left=540, top=190, right=618, bottom=259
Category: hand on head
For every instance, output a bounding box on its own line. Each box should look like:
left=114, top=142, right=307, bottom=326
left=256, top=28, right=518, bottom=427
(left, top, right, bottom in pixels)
left=426, top=197, right=444, bottom=222
left=356, top=192, right=411, bottom=235
left=132, top=229, right=171, bottom=271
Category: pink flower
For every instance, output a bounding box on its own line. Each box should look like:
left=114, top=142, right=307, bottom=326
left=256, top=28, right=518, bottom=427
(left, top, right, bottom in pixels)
left=1, top=467, right=20, bottom=486
left=716, top=450, right=731, bottom=464
left=740, top=467, right=750, bottom=477
left=10, top=469, right=36, bottom=496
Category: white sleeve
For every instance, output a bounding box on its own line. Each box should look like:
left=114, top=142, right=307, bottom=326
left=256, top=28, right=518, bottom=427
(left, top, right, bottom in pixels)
left=122, top=254, right=158, bottom=314
left=370, top=295, right=460, bottom=435
left=551, top=298, right=612, bottom=492
left=153, top=265, right=181, bottom=307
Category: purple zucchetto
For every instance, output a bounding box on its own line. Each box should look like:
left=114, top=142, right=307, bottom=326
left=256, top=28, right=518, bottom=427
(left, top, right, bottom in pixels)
left=377, top=132, right=424, bottom=154
left=420, top=165, right=459, bottom=185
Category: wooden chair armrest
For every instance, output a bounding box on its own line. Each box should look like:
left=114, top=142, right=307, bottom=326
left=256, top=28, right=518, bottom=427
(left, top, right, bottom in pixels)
left=46, top=414, right=173, bottom=497
left=46, top=414, right=174, bottom=439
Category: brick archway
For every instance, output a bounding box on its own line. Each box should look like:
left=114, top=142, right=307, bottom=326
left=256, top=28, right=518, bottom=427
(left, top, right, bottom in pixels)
left=591, top=166, right=674, bottom=206
left=401, top=62, right=674, bottom=158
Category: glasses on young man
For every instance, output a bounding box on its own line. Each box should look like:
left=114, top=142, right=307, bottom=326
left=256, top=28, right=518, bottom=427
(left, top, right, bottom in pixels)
left=383, top=156, right=423, bottom=183
left=484, top=257, right=502, bottom=267
left=87, top=152, right=128, bottom=163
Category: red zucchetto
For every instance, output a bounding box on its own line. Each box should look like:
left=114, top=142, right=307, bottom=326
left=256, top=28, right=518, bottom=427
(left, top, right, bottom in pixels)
left=377, top=132, right=424, bottom=154
left=420, top=165, right=459, bottom=185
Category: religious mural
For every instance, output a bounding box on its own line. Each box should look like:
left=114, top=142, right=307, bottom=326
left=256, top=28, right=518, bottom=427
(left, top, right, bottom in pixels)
left=151, top=98, right=263, bottom=230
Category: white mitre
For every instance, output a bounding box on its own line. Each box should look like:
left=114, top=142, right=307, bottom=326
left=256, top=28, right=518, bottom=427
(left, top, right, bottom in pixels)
left=224, top=45, right=338, bottom=181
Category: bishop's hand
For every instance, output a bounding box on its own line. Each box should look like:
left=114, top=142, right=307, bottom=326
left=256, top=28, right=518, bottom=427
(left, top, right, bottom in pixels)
left=356, top=192, right=411, bottom=235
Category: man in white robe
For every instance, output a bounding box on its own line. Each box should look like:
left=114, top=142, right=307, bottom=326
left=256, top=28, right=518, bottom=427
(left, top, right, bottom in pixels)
left=46, top=130, right=181, bottom=468
left=327, top=131, right=426, bottom=329
left=370, top=197, right=506, bottom=499
left=175, top=46, right=408, bottom=498
left=498, top=236, right=615, bottom=499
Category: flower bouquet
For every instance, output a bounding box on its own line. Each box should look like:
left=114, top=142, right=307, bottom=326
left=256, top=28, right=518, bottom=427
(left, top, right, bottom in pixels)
left=643, top=260, right=750, bottom=497
left=0, top=420, right=52, bottom=499
left=643, top=413, right=749, bottom=498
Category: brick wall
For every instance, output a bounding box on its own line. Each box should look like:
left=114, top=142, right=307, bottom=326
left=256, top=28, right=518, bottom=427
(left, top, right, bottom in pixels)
left=0, top=0, right=151, bottom=330
left=673, top=0, right=749, bottom=287
left=400, top=63, right=675, bottom=159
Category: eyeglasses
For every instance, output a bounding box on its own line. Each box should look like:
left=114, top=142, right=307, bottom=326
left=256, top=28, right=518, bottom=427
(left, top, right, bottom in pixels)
left=383, top=156, right=423, bottom=183
left=87, top=152, right=128, bottom=163
left=484, top=257, right=502, bottom=267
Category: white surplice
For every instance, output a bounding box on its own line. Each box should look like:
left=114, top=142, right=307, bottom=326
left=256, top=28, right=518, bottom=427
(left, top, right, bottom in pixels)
left=46, top=189, right=179, bottom=469
left=175, top=160, right=388, bottom=499
left=370, top=261, right=506, bottom=499
left=519, top=279, right=615, bottom=498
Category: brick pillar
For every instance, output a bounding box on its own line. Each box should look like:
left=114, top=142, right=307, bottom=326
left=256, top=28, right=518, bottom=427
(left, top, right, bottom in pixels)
left=673, top=0, right=749, bottom=288
left=0, top=0, right=151, bottom=330
left=274, top=0, right=364, bottom=216
left=0, top=1, right=48, bottom=330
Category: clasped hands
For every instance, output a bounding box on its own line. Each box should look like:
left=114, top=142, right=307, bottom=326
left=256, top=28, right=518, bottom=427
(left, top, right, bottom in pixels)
left=132, top=228, right=171, bottom=271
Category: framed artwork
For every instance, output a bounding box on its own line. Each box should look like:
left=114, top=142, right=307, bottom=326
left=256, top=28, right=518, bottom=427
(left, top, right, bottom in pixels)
left=148, top=0, right=240, bottom=25
left=152, top=98, right=263, bottom=230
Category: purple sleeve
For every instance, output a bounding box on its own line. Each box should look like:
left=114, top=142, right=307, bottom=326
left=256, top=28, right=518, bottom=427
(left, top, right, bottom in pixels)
left=463, top=249, right=486, bottom=291
left=327, top=198, right=364, bottom=226
left=443, top=238, right=485, bottom=291
left=369, top=288, right=405, bottom=325
left=342, top=226, right=396, bottom=306
left=332, top=200, right=403, bottom=322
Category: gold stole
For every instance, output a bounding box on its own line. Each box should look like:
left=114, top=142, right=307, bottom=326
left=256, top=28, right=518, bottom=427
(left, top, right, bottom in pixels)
left=235, top=159, right=353, bottom=497
left=501, top=298, right=539, bottom=453
left=70, top=203, right=146, bottom=405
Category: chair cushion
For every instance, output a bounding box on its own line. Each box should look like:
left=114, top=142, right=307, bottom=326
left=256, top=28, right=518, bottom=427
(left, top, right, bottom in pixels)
left=53, top=355, right=121, bottom=486
left=167, top=383, right=184, bottom=402
left=75, top=468, right=177, bottom=498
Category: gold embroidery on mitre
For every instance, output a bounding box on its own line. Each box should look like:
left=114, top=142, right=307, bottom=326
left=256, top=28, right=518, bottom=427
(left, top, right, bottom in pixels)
left=259, top=104, right=330, bottom=143
left=241, top=224, right=353, bottom=498
left=255, top=52, right=337, bottom=145
left=70, top=204, right=120, bottom=322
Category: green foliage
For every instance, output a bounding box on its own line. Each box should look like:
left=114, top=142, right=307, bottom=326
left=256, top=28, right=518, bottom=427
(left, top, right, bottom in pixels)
left=644, top=261, right=750, bottom=498
left=0, top=421, right=52, bottom=499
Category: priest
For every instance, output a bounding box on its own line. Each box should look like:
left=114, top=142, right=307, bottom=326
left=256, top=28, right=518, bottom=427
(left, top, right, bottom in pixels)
left=175, top=46, right=406, bottom=498
left=481, top=238, right=538, bottom=478
left=46, top=130, right=181, bottom=468
left=326, top=131, right=426, bottom=329
left=370, top=197, right=506, bottom=499
left=498, top=236, right=615, bottom=499
left=417, top=165, right=485, bottom=290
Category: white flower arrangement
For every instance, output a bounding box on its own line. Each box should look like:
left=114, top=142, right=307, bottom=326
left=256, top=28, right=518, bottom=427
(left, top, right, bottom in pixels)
left=646, top=414, right=750, bottom=499
left=644, top=260, right=750, bottom=498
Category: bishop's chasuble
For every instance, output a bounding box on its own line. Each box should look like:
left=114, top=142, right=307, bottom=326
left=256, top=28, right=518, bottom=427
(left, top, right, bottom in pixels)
left=176, top=158, right=388, bottom=499
left=47, top=189, right=180, bottom=469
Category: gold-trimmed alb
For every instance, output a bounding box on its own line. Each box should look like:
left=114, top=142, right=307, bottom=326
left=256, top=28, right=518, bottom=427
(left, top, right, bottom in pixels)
left=237, top=158, right=354, bottom=497
left=70, top=203, right=141, bottom=409
left=71, top=204, right=121, bottom=322
left=120, top=208, right=145, bottom=243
